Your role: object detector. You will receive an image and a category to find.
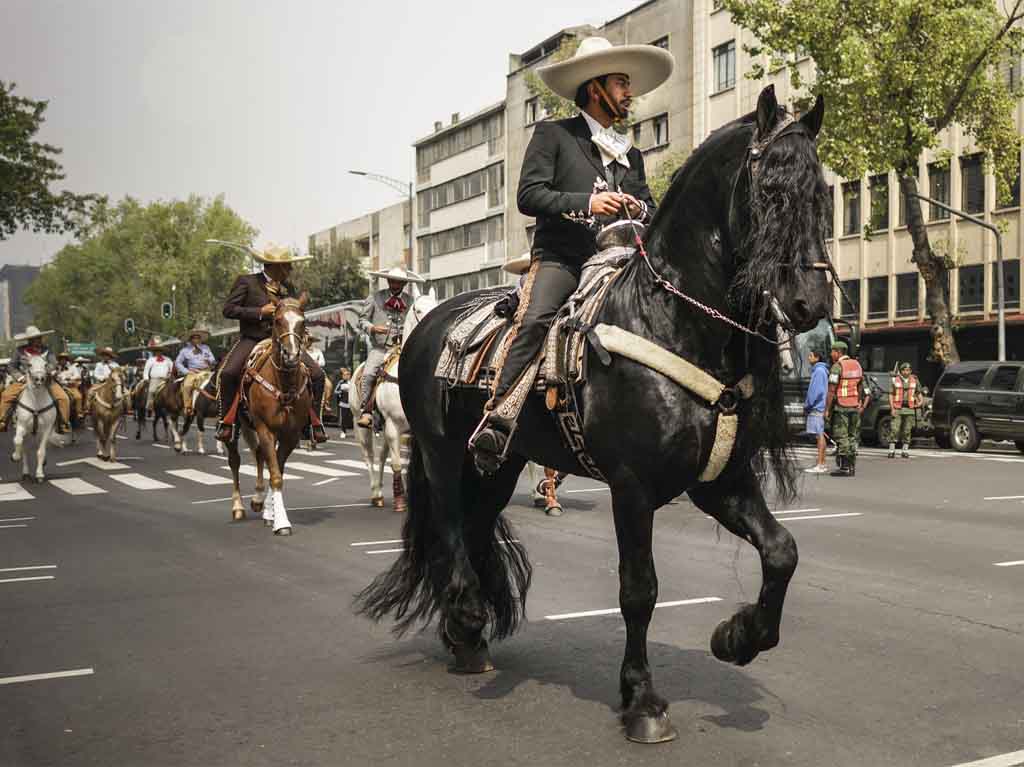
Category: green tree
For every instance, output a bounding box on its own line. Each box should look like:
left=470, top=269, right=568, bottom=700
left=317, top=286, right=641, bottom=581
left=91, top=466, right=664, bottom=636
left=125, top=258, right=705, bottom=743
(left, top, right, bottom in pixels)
left=723, top=0, right=1024, bottom=364
left=26, top=195, right=256, bottom=348
left=0, top=81, right=103, bottom=239
left=298, top=238, right=367, bottom=308
left=646, top=149, right=690, bottom=204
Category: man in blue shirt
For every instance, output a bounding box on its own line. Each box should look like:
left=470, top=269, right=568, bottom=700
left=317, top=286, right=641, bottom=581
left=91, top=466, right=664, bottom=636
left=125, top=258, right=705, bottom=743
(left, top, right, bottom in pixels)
left=803, top=347, right=830, bottom=473
left=175, top=326, right=217, bottom=417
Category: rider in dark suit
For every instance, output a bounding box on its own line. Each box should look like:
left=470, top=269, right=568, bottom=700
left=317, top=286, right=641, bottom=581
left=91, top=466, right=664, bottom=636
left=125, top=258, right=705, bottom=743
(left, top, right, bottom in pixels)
left=469, top=36, right=672, bottom=473
left=216, top=245, right=328, bottom=444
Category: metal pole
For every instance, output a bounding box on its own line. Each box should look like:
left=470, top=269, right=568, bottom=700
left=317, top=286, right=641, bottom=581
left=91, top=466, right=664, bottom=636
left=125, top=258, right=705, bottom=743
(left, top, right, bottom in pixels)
left=408, top=180, right=414, bottom=270
left=910, top=193, right=1005, bottom=361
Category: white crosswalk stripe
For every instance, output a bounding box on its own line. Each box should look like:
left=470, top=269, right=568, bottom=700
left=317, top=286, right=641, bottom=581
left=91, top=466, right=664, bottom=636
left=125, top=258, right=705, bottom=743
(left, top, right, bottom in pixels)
left=328, top=459, right=392, bottom=474
left=291, top=448, right=334, bottom=457
left=220, top=465, right=302, bottom=481
left=283, top=461, right=358, bottom=478
left=108, top=473, right=175, bottom=490
left=0, top=484, right=35, bottom=502
left=49, top=478, right=107, bottom=496
left=165, top=469, right=233, bottom=485
left=56, top=457, right=131, bottom=470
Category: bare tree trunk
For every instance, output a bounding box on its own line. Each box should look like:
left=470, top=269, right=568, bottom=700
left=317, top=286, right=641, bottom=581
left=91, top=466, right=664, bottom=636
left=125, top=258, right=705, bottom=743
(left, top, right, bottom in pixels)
left=898, top=173, right=960, bottom=365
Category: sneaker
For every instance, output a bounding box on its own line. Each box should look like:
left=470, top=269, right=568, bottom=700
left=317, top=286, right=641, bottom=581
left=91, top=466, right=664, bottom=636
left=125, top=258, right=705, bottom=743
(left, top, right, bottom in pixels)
left=803, top=464, right=827, bottom=474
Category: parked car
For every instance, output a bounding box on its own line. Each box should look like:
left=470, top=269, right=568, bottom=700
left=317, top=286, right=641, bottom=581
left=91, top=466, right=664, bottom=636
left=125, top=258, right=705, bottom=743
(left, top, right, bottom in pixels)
left=860, top=371, right=933, bottom=446
left=931, top=360, right=1024, bottom=452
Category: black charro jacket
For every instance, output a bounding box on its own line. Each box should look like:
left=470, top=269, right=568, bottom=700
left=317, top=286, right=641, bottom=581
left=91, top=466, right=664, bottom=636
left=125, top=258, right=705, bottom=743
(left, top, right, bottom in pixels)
left=222, top=273, right=297, bottom=340
left=517, top=114, right=657, bottom=264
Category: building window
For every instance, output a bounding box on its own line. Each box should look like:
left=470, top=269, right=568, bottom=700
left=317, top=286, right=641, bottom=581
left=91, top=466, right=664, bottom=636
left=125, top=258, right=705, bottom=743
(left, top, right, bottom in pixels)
left=928, top=162, right=950, bottom=220
left=525, top=97, right=541, bottom=125
left=842, top=181, right=861, bottom=236
left=897, top=172, right=920, bottom=227
left=652, top=114, right=669, bottom=147
left=632, top=123, right=642, bottom=144
left=824, top=184, right=834, bottom=239
left=487, top=162, right=504, bottom=208
left=958, top=264, right=984, bottom=312
left=712, top=41, right=736, bottom=93
left=961, top=154, right=985, bottom=214
left=867, top=276, right=889, bottom=320
left=869, top=174, right=889, bottom=231
left=417, top=111, right=504, bottom=178
left=992, top=259, right=1021, bottom=310
left=651, top=36, right=669, bottom=49
left=896, top=273, right=919, bottom=318
left=997, top=154, right=1021, bottom=209
left=418, top=214, right=504, bottom=261
left=840, top=279, right=860, bottom=319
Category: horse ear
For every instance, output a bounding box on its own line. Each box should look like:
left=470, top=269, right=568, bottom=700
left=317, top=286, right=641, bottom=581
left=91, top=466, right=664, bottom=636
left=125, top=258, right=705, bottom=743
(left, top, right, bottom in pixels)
left=297, top=291, right=309, bottom=309
left=756, top=84, right=780, bottom=137
left=800, top=94, right=825, bottom=139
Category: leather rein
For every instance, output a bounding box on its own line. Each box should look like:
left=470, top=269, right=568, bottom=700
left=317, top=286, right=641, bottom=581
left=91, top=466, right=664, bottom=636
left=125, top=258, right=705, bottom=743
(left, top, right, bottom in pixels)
left=245, top=303, right=309, bottom=412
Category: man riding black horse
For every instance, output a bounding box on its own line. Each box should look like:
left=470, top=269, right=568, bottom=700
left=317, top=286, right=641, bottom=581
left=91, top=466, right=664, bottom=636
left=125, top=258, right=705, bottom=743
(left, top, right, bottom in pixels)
left=216, top=244, right=328, bottom=444
left=469, top=36, right=670, bottom=473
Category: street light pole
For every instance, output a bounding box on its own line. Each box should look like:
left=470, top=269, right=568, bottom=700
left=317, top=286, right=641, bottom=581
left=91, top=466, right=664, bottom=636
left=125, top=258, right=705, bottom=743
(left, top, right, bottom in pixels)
left=910, top=193, right=1005, bottom=362
left=348, top=170, right=414, bottom=270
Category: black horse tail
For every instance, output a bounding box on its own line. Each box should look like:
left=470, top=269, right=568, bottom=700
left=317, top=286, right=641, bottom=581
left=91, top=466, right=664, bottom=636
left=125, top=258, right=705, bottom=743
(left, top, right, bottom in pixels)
left=354, top=440, right=532, bottom=641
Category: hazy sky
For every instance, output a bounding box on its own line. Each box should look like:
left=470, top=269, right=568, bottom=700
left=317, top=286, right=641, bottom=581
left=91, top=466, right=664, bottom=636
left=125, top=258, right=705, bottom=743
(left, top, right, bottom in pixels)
left=0, top=0, right=640, bottom=266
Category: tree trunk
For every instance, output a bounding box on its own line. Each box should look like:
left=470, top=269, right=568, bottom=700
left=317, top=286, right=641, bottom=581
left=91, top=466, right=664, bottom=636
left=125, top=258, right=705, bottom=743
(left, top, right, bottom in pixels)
left=898, top=173, right=961, bottom=365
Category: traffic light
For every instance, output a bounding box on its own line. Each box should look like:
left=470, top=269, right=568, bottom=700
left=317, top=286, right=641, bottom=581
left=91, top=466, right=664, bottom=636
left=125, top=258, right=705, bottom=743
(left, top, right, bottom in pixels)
left=161, top=302, right=173, bottom=320
left=124, top=318, right=136, bottom=334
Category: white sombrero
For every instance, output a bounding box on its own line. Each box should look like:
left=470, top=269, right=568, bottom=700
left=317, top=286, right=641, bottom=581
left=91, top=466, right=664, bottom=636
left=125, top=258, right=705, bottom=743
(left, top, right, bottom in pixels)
left=536, top=36, right=674, bottom=101
left=368, top=266, right=425, bottom=284
left=503, top=253, right=533, bottom=276
left=13, top=325, right=55, bottom=342
left=254, top=243, right=312, bottom=265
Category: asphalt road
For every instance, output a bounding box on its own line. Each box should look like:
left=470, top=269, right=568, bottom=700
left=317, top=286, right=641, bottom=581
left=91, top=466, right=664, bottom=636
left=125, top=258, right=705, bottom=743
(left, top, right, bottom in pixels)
left=1, top=425, right=1023, bottom=767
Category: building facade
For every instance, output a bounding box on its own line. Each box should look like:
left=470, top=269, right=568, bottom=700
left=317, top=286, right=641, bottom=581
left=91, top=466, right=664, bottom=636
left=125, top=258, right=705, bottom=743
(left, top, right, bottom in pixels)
left=413, top=102, right=508, bottom=300
left=0, top=264, right=41, bottom=341
left=308, top=199, right=410, bottom=290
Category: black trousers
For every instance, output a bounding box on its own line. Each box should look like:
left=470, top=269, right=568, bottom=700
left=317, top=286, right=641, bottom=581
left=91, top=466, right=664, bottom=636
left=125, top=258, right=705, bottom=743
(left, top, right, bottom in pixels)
left=493, top=255, right=582, bottom=400
left=217, top=337, right=325, bottom=420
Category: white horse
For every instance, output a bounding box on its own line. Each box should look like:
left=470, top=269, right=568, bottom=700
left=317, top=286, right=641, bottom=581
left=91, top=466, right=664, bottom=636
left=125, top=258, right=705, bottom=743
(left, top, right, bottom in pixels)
left=11, top=355, right=60, bottom=483
left=352, top=288, right=437, bottom=511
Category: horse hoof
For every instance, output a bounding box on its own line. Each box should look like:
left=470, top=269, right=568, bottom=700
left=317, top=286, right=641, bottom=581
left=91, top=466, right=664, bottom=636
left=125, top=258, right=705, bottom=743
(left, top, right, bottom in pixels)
left=34, top=477, right=45, bottom=485
left=274, top=527, right=292, bottom=536
left=545, top=504, right=563, bottom=517
left=623, top=712, right=678, bottom=744
left=21, top=474, right=31, bottom=482
left=710, top=605, right=762, bottom=666
left=251, top=501, right=264, bottom=514
left=264, top=519, right=274, bottom=528
left=451, top=644, right=495, bottom=674
left=231, top=509, right=245, bottom=522
left=393, top=498, right=407, bottom=514
left=371, top=497, right=385, bottom=508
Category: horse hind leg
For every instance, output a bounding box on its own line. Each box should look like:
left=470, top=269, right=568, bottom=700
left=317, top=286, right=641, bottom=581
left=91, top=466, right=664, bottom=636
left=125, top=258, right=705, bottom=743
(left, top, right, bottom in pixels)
left=383, top=419, right=405, bottom=513
left=356, top=422, right=383, bottom=507
left=688, top=468, right=798, bottom=667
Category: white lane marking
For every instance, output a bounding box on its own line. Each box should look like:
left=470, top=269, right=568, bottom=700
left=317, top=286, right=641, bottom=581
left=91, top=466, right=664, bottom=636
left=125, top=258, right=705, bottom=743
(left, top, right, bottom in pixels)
left=0, top=667, right=94, bottom=685
left=153, top=443, right=171, bottom=450
left=292, top=449, right=334, bottom=457
left=780, top=512, right=863, bottom=522
left=545, top=597, right=722, bottom=621
left=350, top=539, right=403, bottom=547
left=0, top=565, right=56, bottom=573
left=366, top=548, right=405, bottom=554
left=0, top=517, right=35, bottom=522
left=165, top=469, right=233, bottom=486
left=947, top=749, right=1024, bottom=767
left=108, top=473, right=174, bottom=490
left=218, top=465, right=301, bottom=481
left=56, top=457, right=130, bottom=470
left=284, top=461, right=357, bottom=478
left=328, top=459, right=392, bottom=474
left=207, top=455, right=228, bottom=461
left=314, top=478, right=339, bottom=486
left=564, top=487, right=607, bottom=494
left=0, top=575, right=54, bottom=583
left=0, top=524, right=29, bottom=529
left=993, top=560, right=1024, bottom=567
left=984, top=495, right=1024, bottom=501
left=288, top=503, right=367, bottom=511
left=0, top=484, right=34, bottom=502
left=774, top=508, right=822, bottom=515
left=49, top=478, right=107, bottom=496
left=191, top=494, right=253, bottom=506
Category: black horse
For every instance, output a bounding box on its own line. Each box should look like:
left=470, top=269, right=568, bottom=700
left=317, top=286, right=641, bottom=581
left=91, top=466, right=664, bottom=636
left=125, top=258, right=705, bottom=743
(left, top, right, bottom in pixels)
left=132, top=381, right=169, bottom=443
left=357, top=86, right=833, bottom=744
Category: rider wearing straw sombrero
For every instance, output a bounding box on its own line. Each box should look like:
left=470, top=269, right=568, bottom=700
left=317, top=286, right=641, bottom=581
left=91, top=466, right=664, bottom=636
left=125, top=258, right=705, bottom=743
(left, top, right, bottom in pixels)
left=355, top=265, right=424, bottom=428
left=56, top=351, right=85, bottom=422
left=216, top=244, right=329, bottom=443
left=0, top=325, right=71, bottom=434
left=469, top=36, right=672, bottom=472
left=143, top=337, right=175, bottom=415
left=174, top=323, right=217, bottom=418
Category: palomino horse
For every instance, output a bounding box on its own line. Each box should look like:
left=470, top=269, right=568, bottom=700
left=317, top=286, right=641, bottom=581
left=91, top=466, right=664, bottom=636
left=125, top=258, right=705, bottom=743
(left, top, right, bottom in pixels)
left=11, top=355, right=60, bottom=483
left=226, top=295, right=312, bottom=535
left=358, top=87, right=834, bottom=743
left=153, top=372, right=216, bottom=454
left=351, top=289, right=438, bottom=511
left=90, top=367, right=128, bottom=462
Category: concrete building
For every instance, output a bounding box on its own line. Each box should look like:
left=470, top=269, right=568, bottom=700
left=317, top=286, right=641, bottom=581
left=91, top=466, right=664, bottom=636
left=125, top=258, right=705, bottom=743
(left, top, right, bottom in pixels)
left=307, top=198, right=411, bottom=290
left=0, top=264, right=41, bottom=341
left=413, top=101, right=508, bottom=300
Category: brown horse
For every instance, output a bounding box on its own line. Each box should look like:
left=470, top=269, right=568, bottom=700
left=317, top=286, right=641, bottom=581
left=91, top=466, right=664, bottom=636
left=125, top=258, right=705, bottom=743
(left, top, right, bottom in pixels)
left=226, top=295, right=312, bottom=535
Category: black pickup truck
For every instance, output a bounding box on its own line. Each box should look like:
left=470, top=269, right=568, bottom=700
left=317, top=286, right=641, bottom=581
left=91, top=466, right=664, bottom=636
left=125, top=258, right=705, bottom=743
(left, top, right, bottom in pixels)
left=931, top=360, right=1024, bottom=452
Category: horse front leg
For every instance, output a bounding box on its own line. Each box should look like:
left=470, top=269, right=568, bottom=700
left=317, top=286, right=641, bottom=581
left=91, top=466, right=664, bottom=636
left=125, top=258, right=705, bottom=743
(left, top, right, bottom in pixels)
left=108, top=418, right=119, bottom=462
left=610, top=480, right=676, bottom=744
left=688, top=466, right=798, bottom=666
left=258, top=425, right=291, bottom=536
left=240, top=426, right=267, bottom=521
left=356, top=423, right=382, bottom=507
left=226, top=437, right=246, bottom=522
left=11, top=419, right=24, bottom=465
left=169, top=417, right=183, bottom=453
left=34, top=424, right=50, bottom=483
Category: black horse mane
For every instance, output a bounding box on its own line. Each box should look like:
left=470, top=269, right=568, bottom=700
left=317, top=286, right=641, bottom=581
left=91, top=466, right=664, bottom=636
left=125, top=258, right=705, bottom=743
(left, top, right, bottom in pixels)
left=634, top=107, right=828, bottom=501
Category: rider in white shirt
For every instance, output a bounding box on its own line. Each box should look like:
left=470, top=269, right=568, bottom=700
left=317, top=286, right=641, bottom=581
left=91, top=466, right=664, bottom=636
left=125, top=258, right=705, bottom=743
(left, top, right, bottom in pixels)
left=142, top=339, right=175, bottom=413
left=91, top=348, right=120, bottom=383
